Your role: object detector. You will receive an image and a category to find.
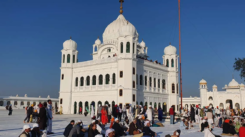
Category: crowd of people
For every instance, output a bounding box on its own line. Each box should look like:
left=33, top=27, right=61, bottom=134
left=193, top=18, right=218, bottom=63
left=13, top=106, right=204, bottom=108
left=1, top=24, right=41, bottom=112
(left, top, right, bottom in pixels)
left=180, top=105, right=245, bottom=137
left=20, top=99, right=54, bottom=137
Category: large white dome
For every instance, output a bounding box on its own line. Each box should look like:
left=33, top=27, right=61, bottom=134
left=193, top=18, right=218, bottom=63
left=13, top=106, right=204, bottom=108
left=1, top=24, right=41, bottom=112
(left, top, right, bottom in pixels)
left=103, top=14, right=138, bottom=43
left=63, top=38, right=77, bottom=50
left=164, top=44, right=177, bottom=55
left=228, top=79, right=239, bottom=87
left=199, top=79, right=207, bottom=84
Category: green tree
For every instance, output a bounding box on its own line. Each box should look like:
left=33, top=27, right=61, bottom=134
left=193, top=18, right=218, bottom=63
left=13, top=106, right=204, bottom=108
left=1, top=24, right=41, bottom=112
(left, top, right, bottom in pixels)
left=233, top=58, right=245, bottom=79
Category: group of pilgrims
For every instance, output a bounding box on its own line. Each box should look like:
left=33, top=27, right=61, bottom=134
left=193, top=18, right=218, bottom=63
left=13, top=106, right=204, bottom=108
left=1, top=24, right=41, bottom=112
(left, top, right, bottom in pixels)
left=180, top=105, right=245, bottom=137
left=18, top=102, right=245, bottom=137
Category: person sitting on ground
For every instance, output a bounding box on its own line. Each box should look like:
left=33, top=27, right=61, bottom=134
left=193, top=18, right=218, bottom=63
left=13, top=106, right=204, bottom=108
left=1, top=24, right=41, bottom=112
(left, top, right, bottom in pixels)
left=121, top=116, right=129, bottom=131
left=63, top=120, right=75, bottom=137
left=201, top=119, right=209, bottom=132
left=112, top=118, right=127, bottom=137
left=239, top=123, right=245, bottom=137
left=88, top=123, right=100, bottom=137
left=179, top=118, right=188, bottom=130
left=19, top=125, right=31, bottom=137
left=129, top=118, right=143, bottom=136
left=222, top=118, right=230, bottom=134
left=142, top=121, right=157, bottom=137
left=228, top=120, right=237, bottom=135
left=136, top=115, right=144, bottom=131
left=68, top=120, right=83, bottom=137
left=31, top=123, right=42, bottom=137
left=165, top=130, right=180, bottom=137
left=95, top=120, right=105, bottom=135
left=105, top=128, right=115, bottom=137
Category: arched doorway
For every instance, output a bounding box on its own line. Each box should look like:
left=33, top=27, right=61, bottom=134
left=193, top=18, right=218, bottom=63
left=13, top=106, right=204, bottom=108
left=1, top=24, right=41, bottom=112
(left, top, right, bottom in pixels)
left=27, top=102, right=30, bottom=106
left=21, top=101, right=24, bottom=105
left=163, top=102, right=167, bottom=113
left=0, top=101, right=3, bottom=106
left=235, top=103, right=240, bottom=109
left=158, top=103, right=161, bottom=108
left=154, top=102, right=157, bottom=109
left=150, top=102, right=152, bottom=107
left=209, top=103, right=213, bottom=108
left=140, top=101, right=143, bottom=106
left=74, top=101, right=77, bottom=114
left=85, top=101, right=89, bottom=112
left=219, top=103, right=224, bottom=109
left=98, top=101, right=102, bottom=107
left=226, top=99, right=233, bottom=109
left=185, top=104, right=188, bottom=110
left=112, top=101, right=115, bottom=107
left=145, top=102, right=148, bottom=107
left=105, top=101, right=109, bottom=106
left=14, top=101, right=17, bottom=105
left=79, top=102, right=82, bottom=114
left=33, top=102, right=36, bottom=106
left=91, top=101, right=95, bottom=114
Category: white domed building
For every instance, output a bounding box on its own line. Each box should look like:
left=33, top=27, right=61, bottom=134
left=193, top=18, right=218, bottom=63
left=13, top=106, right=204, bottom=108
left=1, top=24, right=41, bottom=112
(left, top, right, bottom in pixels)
left=181, top=78, right=245, bottom=110
left=59, top=5, right=179, bottom=114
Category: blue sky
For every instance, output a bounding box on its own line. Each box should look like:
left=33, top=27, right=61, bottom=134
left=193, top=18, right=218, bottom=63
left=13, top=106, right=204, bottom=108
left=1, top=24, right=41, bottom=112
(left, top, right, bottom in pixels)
left=0, top=0, right=244, bottom=98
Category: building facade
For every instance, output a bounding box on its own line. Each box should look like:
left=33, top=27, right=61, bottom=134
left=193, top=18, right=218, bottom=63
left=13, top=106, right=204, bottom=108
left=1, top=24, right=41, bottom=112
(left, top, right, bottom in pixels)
left=181, top=78, right=245, bottom=110
left=59, top=13, right=180, bottom=114
left=0, top=94, right=58, bottom=109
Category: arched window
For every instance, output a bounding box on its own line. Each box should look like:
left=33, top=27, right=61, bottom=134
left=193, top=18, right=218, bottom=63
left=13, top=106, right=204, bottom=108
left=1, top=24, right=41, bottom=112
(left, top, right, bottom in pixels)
left=140, top=75, right=143, bottom=85
left=133, top=81, right=135, bottom=88
left=86, top=76, right=90, bottom=86
left=112, top=73, right=116, bottom=84
left=92, top=75, right=96, bottom=85
left=166, top=59, right=169, bottom=67
left=94, top=46, right=97, bottom=52
left=67, top=54, right=70, bottom=63
left=80, top=77, right=84, bottom=86
left=154, top=78, right=156, bottom=87
left=172, top=83, right=175, bottom=93
left=120, top=42, right=123, bottom=53
left=126, top=42, right=130, bottom=53
left=75, top=77, right=78, bottom=87
left=177, top=83, right=179, bottom=94
left=149, top=77, right=152, bottom=87
left=171, top=59, right=174, bottom=67
left=133, top=67, right=135, bottom=75
left=73, top=55, right=75, bottom=63
left=106, top=74, right=110, bottom=84
left=158, top=79, right=160, bottom=88
left=162, top=79, right=166, bottom=89
left=133, top=43, right=135, bottom=54
left=145, top=76, right=147, bottom=86
left=61, top=74, right=64, bottom=80
left=21, top=101, right=24, bottom=105
left=63, top=54, right=65, bottom=63
left=99, top=75, right=103, bottom=85
left=119, top=89, right=123, bottom=96
left=60, top=98, right=63, bottom=104
left=14, top=101, right=17, bottom=105
left=208, top=96, right=213, bottom=100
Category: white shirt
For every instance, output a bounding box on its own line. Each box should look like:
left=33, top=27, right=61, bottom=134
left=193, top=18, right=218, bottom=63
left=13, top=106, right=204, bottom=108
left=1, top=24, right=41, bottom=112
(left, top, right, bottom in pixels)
left=146, top=109, right=153, bottom=121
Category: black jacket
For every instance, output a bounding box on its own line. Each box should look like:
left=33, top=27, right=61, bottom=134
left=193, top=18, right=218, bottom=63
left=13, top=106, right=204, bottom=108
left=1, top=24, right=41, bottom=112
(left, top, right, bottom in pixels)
left=112, top=122, right=126, bottom=136
left=223, top=123, right=230, bottom=134
left=136, top=119, right=144, bottom=130
left=88, top=129, right=100, bottom=137
left=63, top=124, right=73, bottom=137
left=31, top=130, right=41, bottom=137
left=143, top=126, right=155, bottom=136
left=27, top=106, right=33, bottom=115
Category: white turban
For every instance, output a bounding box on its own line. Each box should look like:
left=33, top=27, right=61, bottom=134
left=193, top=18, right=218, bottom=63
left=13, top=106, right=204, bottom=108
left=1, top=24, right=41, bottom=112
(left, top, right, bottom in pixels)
left=115, top=118, right=119, bottom=122
left=92, top=120, right=95, bottom=123
left=144, top=121, right=150, bottom=126
left=105, top=128, right=115, bottom=137
left=95, top=135, right=103, bottom=137
left=138, top=115, right=142, bottom=119
left=22, top=125, right=31, bottom=131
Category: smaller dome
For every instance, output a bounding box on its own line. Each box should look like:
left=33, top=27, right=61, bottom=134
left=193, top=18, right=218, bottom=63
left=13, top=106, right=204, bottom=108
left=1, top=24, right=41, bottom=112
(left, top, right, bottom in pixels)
left=213, top=84, right=217, bottom=88
left=199, top=79, right=207, bottom=84
left=95, top=38, right=101, bottom=45
left=140, top=40, right=145, bottom=47
left=240, top=83, right=244, bottom=87
left=63, top=38, right=77, bottom=50
left=164, top=44, right=177, bottom=55
left=228, top=79, right=239, bottom=87
left=119, top=22, right=136, bottom=37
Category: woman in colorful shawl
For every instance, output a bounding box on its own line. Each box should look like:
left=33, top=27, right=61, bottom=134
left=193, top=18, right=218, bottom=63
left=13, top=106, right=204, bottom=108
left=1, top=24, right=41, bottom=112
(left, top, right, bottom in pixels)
left=101, top=106, right=108, bottom=125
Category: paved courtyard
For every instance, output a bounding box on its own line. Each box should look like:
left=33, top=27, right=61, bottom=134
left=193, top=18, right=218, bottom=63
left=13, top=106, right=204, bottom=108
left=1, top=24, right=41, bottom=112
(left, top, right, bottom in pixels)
left=0, top=109, right=227, bottom=137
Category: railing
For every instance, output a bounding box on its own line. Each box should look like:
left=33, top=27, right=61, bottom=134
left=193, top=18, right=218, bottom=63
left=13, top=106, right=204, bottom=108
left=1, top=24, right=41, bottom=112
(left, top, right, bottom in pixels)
left=73, top=57, right=117, bottom=67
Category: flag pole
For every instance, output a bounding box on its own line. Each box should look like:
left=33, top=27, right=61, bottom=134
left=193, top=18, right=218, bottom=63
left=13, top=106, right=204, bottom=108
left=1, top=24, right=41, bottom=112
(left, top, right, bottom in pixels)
left=178, top=0, right=183, bottom=110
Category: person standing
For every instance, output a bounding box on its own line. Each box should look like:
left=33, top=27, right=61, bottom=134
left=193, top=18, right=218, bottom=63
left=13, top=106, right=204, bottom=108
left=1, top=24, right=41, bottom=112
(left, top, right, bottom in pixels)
left=24, top=104, right=33, bottom=123
left=122, top=105, right=126, bottom=118
left=158, top=107, right=163, bottom=122
left=107, top=105, right=112, bottom=123
left=47, top=99, right=53, bottom=134
left=146, top=105, right=153, bottom=125
left=39, top=102, right=47, bottom=131
left=169, top=106, right=174, bottom=124
left=195, top=105, right=200, bottom=124
left=79, top=106, right=82, bottom=115
left=190, top=105, right=195, bottom=123
left=101, top=106, right=108, bottom=125
left=60, top=105, right=63, bottom=115
left=118, top=106, right=122, bottom=122
left=8, top=104, right=13, bottom=116
left=97, top=104, right=102, bottom=119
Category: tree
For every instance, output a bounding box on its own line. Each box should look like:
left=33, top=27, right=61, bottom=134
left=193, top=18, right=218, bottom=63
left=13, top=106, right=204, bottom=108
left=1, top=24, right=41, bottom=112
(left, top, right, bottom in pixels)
left=233, top=58, right=245, bottom=79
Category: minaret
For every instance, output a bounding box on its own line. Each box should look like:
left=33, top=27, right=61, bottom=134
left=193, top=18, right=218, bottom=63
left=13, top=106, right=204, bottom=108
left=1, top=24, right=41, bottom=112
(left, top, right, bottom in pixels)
left=200, top=79, right=208, bottom=107
left=59, top=37, right=78, bottom=114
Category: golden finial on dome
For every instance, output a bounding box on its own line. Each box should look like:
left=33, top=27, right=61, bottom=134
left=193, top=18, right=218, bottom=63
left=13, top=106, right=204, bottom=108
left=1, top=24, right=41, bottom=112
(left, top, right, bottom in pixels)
left=119, top=0, right=124, bottom=14
left=70, top=36, right=72, bottom=39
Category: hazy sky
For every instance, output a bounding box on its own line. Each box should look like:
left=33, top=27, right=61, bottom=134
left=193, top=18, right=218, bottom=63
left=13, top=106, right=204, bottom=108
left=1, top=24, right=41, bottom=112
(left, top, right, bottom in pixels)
left=0, top=0, right=244, bottom=98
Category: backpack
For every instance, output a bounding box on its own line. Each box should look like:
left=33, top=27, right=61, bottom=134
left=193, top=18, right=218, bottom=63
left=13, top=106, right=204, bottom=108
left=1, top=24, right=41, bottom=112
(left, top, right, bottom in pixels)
left=196, top=109, right=198, bottom=115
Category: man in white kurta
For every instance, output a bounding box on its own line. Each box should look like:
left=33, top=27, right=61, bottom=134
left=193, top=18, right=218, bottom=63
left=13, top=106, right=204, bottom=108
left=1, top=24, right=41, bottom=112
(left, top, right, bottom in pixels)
left=47, top=100, right=53, bottom=134
left=146, top=105, right=153, bottom=125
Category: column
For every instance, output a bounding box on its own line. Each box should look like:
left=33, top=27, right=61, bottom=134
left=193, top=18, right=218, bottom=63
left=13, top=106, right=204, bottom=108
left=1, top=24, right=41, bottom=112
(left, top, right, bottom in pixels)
left=17, top=101, right=21, bottom=109
left=160, top=76, right=162, bottom=93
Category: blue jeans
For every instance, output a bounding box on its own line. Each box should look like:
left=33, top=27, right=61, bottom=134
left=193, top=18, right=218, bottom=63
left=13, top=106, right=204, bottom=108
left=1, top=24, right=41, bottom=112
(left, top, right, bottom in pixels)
left=170, top=115, right=174, bottom=124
